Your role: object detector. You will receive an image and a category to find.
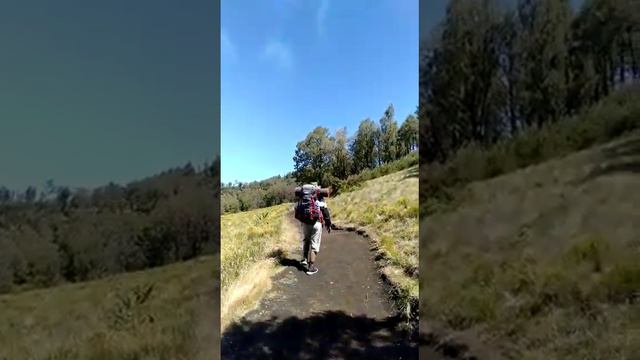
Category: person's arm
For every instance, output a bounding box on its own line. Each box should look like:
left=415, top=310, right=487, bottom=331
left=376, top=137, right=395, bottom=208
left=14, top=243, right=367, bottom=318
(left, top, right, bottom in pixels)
left=321, top=206, right=331, bottom=232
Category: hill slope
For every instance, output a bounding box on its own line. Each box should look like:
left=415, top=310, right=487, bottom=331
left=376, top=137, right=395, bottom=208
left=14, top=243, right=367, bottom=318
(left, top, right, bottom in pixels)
left=331, top=166, right=419, bottom=316
left=220, top=166, right=419, bottom=333
left=0, top=256, right=219, bottom=360
left=421, top=133, right=640, bottom=359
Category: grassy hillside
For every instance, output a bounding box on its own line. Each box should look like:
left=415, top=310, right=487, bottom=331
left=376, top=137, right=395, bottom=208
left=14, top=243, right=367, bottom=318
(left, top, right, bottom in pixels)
left=0, top=162, right=219, bottom=295
left=331, top=166, right=419, bottom=318
left=422, top=85, right=640, bottom=217
left=220, top=204, right=296, bottom=331
left=0, top=255, right=218, bottom=360
left=421, top=132, right=640, bottom=359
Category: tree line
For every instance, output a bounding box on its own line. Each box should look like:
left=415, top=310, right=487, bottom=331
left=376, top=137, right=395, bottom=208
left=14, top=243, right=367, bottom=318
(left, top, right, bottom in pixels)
left=420, top=0, right=639, bottom=164
left=0, top=160, right=220, bottom=294
left=293, top=104, right=419, bottom=188
left=221, top=104, right=419, bottom=214
left=221, top=175, right=298, bottom=214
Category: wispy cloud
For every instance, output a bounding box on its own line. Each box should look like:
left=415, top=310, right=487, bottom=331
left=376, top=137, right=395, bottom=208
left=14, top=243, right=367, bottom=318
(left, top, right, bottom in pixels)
left=221, top=28, right=237, bottom=62
left=263, top=40, right=293, bottom=69
left=317, top=0, right=330, bottom=37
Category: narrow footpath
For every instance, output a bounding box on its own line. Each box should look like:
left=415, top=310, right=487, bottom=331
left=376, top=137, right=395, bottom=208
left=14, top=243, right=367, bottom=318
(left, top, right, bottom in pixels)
left=221, top=216, right=420, bottom=359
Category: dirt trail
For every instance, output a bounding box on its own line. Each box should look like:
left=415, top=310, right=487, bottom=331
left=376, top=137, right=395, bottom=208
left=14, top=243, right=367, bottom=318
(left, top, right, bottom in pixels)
left=221, top=216, right=420, bottom=359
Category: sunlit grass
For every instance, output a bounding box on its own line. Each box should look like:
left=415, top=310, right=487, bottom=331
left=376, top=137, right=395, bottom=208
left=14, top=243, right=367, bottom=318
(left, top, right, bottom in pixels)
left=421, top=235, right=640, bottom=359
left=0, top=256, right=218, bottom=360
left=220, top=203, right=297, bottom=330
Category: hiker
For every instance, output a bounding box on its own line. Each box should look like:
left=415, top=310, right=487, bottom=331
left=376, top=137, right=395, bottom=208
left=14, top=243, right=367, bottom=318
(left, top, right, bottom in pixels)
left=294, top=182, right=332, bottom=275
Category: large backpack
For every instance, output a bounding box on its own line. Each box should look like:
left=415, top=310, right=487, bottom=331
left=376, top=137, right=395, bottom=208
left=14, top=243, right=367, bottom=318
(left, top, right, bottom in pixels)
left=294, top=184, right=323, bottom=225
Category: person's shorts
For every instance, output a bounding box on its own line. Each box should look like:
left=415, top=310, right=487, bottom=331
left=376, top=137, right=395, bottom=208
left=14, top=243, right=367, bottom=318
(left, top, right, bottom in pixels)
left=303, top=221, right=322, bottom=252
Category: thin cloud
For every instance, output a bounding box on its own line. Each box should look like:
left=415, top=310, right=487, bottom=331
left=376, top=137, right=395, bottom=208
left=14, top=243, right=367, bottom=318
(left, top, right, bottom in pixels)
left=221, top=28, right=237, bottom=62
left=317, top=0, right=330, bottom=37
left=263, top=40, right=293, bottom=69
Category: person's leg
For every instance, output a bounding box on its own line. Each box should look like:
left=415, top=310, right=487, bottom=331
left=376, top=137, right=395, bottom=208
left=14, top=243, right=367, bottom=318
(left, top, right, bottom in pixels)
left=302, top=241, right=309, bottom=264
left=306, top=221, right=322, bottom=274
left=301, top=223, right=311, bottom=266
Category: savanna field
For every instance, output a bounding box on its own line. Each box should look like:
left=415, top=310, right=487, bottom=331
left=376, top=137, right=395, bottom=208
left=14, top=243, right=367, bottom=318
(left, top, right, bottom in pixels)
left=418, top=0, right=640, bottom=354
left=0, top=256, right=218, bottom=360
left=420, top=88, right=640, bottom=359
left=220, top=203, right=294, bottom=330
left=421, top=136, right=640, bottom=359
left=220, top=162, right=420, bottom=330
left=0, top=165, right=220, bottom=360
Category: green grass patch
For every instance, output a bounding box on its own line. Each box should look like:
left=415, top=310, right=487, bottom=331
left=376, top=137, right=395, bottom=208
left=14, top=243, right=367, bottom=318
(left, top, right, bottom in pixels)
left=220, top=204, right=290, bottom=296
left=340, top=152, right=418, bottom=194
left=0, top=256, right=218, bottom=360
left=422, top=235, right=640, bottom=359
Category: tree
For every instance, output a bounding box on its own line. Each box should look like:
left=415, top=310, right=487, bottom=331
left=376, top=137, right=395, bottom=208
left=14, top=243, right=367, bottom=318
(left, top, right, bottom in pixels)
left=42, top=179, right=57, bottom=202
left=24, top=186, right=37, bottom=203
left=495, top=10, right=525, bottom=134
left=351, top=119, right=378, bottom=172
left=126, top=187, right=162, bottom=214
left=379, top=104, right=399, bottom=163
left=420, top=0, right=504, bottom=160
left=398, top=114, right=419, bottom=156
left=182, top=162, right=195, bottom=176
left=222, top=192, right=241, bottom=213
left=516, top=0, right=572, bottom=126
left=293, top=127, right=334, bottom=184
left=420, top=36, right=447, bottom=163
left=0, top=186, right=10, bottom=204
left=57, top=187, right=72, bottom=213
left=332, top=127, right=352, bottom=179
left=571, top=0, right=637, bottom=102
left=92, top=182, right=126, bottom=213
left=69, top=188, right=92, bottom=210
left=374, top=126, right=383, bottom=166
left=237, top=188, right=266, bottom=211
left=0, top=234, right=26, bottom=293
left=13, top=226, right=61, bottom=287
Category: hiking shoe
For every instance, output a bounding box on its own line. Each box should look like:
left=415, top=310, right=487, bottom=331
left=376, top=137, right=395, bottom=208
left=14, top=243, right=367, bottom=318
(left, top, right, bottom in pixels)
left=306, top=265, right=318, bottom=275
left=300, top=258, right=308, bottom=266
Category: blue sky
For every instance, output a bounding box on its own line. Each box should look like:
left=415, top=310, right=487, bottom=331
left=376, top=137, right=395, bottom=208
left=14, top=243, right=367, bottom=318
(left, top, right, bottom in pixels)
left=221, top=0, right=418, bottom=184
left=0, top=0, right=219, bottom=191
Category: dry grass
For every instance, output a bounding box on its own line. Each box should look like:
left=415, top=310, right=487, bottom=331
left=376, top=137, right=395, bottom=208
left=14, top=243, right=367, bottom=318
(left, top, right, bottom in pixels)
left=220, top=204, right=299, bottom=331
left=0, top=255, right=219, bottom=360
left=421, top=133, right=640, bottom=359
left=330, top=166, right=419, bottom=317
